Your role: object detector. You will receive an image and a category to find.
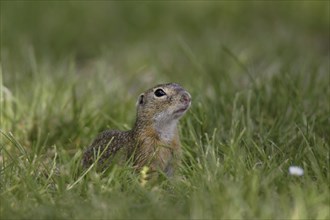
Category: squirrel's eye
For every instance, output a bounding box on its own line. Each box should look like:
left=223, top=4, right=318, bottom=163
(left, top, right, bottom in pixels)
left=154, top=89, right=166, bottom=97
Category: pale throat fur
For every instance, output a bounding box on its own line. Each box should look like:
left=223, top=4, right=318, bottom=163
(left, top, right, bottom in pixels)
left=154, top=116, right=178, bottom=143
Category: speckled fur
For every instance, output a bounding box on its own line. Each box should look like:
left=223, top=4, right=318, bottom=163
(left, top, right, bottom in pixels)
left=82, top=83, right=191, bottom=176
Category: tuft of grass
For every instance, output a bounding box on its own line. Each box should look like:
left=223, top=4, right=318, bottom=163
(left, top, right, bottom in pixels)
left=1, top=2, right=329, bottom=219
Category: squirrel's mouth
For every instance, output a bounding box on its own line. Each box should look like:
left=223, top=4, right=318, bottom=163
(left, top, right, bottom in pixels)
left=174, top=103, right=190, bottom=115
left=175, top=107, right=188, bottom=113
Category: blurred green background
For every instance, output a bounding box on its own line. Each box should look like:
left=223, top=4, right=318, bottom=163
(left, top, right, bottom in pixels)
left=2, top=1, right=328, bottom=73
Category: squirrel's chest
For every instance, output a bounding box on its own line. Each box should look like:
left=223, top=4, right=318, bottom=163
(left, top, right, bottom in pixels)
left=135, top=137, right=180, bottom=171
left=151, top=141, right=179, bottom=172
left=146, top=140, right=178, bottom=159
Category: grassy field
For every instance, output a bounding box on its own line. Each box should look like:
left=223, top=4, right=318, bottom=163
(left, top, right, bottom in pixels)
left=1, top=2, right=329, bottom=219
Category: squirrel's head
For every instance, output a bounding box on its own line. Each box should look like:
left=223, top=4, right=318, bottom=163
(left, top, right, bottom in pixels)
left=136, top=83, right=191, bottom=127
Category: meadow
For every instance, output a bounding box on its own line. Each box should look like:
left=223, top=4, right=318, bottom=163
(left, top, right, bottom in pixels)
left=1, top=2, right=329, bottom=219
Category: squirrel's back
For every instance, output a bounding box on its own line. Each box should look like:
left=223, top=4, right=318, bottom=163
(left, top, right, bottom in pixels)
left=82, top=130, right=133, bottom=169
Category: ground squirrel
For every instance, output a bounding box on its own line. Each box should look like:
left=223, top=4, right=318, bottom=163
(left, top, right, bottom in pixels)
left=82, top=83, right=191, bottom=176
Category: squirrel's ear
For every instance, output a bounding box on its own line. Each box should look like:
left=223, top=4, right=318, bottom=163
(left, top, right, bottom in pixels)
left=136, top=93, right=145, bottom=106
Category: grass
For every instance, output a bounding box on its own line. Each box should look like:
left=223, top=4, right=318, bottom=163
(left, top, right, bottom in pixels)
left=1, top=2, right=329, bottom=219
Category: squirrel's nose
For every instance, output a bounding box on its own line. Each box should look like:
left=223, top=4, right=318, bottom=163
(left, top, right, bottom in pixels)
left=180, top=92, right=191, bottom=104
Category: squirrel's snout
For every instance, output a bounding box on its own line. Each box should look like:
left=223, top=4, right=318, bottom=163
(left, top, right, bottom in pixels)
left=180, top=92, right=191, bottom=105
